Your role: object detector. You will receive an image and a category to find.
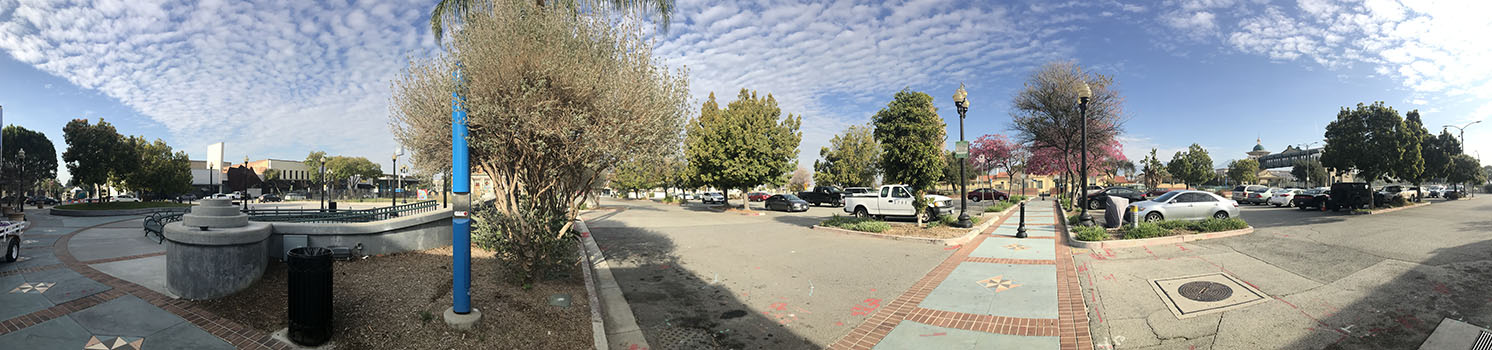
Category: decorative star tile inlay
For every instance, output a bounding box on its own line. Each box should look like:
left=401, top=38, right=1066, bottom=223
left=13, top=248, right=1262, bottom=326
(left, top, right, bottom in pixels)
left=977, top=275, right=1022, bottom=293
left=84, top=335, right=144, bottom=350
left=9, top=282, right=54, bottom=294
left=1003, top=243, right=1030, bottom=251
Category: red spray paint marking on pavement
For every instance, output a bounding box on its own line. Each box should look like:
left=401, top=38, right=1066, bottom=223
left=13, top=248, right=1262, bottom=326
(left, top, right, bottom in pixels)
left=1275, top=296, right=1347, bottom=335
left=1143, top=246, right=1160, bottom=259
left=919, top=332, right=947, bottom=337
left=870, top=288, right=876, bottom=292
left=1089, top=253, right=1107, bottom=261
left=627, top=344, right=648, bottom=350
left=1176, top=244, right=1189, bottom=251
left=1103, top=274, right=1116, bottom=281
left=835, top=322, right=844, bottom=326
left=1104, top=248, right=1116, bottom=257
left=1433, top=283, right=1451, bottom=295
left=580, top=231, right=590, bottom=237
left=850, top=298, right=882, bottom=316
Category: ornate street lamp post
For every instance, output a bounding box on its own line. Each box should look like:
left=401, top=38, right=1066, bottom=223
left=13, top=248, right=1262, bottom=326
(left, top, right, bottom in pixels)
left=1078, top=83, right=1096, bottom=227
left=952, top=84, right=972, bottom=228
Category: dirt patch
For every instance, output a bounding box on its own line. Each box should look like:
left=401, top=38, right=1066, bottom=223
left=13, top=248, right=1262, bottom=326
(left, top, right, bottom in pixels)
left=878, top=222, right=970, bottom=239
left=189, top=246, right=592, bottom=350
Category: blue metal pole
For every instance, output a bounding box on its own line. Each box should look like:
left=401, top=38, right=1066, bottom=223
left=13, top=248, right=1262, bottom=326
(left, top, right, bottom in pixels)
left=451, top=69, right=472, bottom=314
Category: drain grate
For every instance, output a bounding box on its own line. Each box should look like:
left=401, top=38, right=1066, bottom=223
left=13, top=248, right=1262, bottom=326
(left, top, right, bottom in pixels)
left=1177, top=281, right=1233, bottom=302
left=656, top=327, right=720, bottom=350
left=1473, top=330, right=1491, bottom=350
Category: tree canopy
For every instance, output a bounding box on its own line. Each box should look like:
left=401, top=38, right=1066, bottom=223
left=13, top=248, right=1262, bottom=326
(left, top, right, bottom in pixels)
left=813, top=124, right=880, bottom=188
left=1227, top=159, right=1259, bottom=185
left=872, top=89, right=945, bottom=223
left=1011, top=62, right=1125, bottom=198
left=1290, top=160, right=1329, bottom=187
left=2, top=125, right=59, bottom=195
left=121, top=136, right=192, bottom=197
left=684, top=90, right=803, bottom=206
left=1167, top=144, right=1214, bottom=189
left=1139, top=148, right=1169, bottom=189
left=62, top=119, right=129, bottom=197
left=1321, top=102, right=1414, bottom=184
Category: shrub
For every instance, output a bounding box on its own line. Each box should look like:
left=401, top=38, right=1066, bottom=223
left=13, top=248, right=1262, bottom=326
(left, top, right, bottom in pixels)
left=1156, top=220, right=1196, bottom=230
left=1067, top=213, right=1081, bottom=225
left=822, top=215, right=891, bottom=233
left=1009, top=195, right=1028, bottom=202
left=471, top=199, right=576, bottom=284
left=1121, top=222, right=1169, bottom=239
left=1072, top=225, right=1108, bottom=241
left=986, top=201, right=1014, bottom=213
left=1060, top=197, right=1073, bottom=211
left=1388, top=195, right=1408, bottom=208
left=1196, top=218, right=1248, bottom=232
left=1484, top=184, right=1492, bottom=194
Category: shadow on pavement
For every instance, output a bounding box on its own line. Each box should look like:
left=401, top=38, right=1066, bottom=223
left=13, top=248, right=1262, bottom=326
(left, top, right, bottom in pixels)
left=770, top=214, right=822, bottom=228
left=1287, top=235, right=1492, bottom=349
left=592, top=226, right=819, bottom=349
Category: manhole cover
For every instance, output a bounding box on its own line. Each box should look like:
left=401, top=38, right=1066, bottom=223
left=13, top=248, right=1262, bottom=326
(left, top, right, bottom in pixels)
left=656, top=327, right=719, bottom=350
left=1177, top=281, right=1233, bottom=302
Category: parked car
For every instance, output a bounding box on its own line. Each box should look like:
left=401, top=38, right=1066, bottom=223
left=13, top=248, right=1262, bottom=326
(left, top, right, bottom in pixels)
left=1147, top=188, right=1174, bottom=198
left=1127, top=190, right=1240, bottom=222
left=1325, top=182, right=1373, bottom=211
left=1425, top=185, right=1446, bottom=198
left=764, top=194, right=810, bottom=212
left=1238, top=185, right=1273, bottom=205
left=701, top=191, right=725, bottom=204
left=1267, top=188, right=1304, bottom=207
left=844, top=187, right=873, bottom=195
left=25, top=196, right=58, bottom=206
left=797, top=186, right=845, bottom=207
left=113, top=194, right=141, bottom=202
left=284, top=192, right=308, bottom=201
left=1293, top=188, right=1330, bottom=210
left=1085, top=186, right=1148, bottom=210
left=747, top=192, right=771, bottom=202
left=843, top=185, right=954, bottom=221
left=1378, top=185, right=1419, bottom=202
left=177, top=193, right=199, bottom=202
left=258, top=193, right=282, bottom=202
left=965, top=188, right=1008, bottom=202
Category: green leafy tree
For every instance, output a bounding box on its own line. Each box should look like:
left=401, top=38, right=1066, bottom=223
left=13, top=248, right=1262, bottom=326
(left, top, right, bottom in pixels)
left=813, top=124, right=881, bottom=188
left=304, top=151, right=330, bottom=196
left=2, top=125, right=59, bottom=198
left=609, top=156, right=665, bottom=197
left=121, top=136, right=192, bottom=198
left=1422, top=130, right=1461, bottom=182
left=1398, top=110, right=1427, bottom=198
left=941, top=150, right=975, bottom=188
left=1227, top=159, right=1259, bottom=185
left=61, top=119, right=128, bottom=200
left=1290, top=160, right=1329, bottom=187
left=1140, top=148, right=1169, bottom=190
left=684, top=90, right=803, bottom=207
left=1321, top=103, right=1413, bottom=195
left=326, top=156, right=383, bottom=197
left=873, top=89, right=946, bottom=225
left=1446, top=154, right=1485, bottom=192
left=262, top=169, right=283, bottom=194
left=1166, top=144, right=1214, bottom=189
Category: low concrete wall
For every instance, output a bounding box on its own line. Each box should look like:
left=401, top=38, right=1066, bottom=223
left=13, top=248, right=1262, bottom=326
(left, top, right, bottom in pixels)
left=266, top=209, right=453, bottom=259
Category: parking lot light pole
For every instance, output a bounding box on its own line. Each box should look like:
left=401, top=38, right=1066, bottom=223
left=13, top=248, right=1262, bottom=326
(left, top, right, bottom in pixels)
left=953, top=84, right=972, bottom=228
left=1296, top=142, right=1320, bottom=188
left=1078, top=83, right=1095, bottom=227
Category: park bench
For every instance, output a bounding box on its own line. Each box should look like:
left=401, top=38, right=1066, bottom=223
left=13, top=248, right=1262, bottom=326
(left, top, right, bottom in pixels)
left=142, top=208, right=189, bottom=244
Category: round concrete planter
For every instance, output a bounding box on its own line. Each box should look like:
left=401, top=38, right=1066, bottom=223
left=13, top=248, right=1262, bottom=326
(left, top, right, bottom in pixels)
left=163, top=199, right=273, bottom=300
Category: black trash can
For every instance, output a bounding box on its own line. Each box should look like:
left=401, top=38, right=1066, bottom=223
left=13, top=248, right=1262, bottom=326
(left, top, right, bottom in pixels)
left=287, top=246, right=333, bottom=346
left=327, top=201, right=338, bottom=212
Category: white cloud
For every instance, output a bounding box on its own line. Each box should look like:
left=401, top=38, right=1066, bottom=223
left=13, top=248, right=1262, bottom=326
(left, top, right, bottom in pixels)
left=0, top=0, right=438, bottom=170
left=655, top=0, right=1078, bottom=166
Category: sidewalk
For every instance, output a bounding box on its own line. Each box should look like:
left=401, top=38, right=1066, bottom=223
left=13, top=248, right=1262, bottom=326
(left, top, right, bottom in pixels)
left=828, top=199, right=1091, bottom=349
left=0, top=211, right=281, bottom=349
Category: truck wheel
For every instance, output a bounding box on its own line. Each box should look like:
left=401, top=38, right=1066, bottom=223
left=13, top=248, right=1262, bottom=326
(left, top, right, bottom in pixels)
left=854, top=207, right=870, bottom=219
left=5, top=237, right=17, bottom=263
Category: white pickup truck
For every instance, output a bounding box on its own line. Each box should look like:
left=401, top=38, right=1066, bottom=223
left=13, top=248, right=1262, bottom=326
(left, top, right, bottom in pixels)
left=843, top=184, right=955, bottom=221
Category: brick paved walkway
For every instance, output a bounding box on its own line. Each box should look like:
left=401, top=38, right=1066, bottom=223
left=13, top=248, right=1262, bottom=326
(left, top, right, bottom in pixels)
left=0, top=212, right=287, bottom=349
left=828, top=199, right=1092, bottom=349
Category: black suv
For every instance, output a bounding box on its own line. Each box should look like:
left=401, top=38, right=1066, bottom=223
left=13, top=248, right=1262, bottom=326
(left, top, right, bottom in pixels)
left=1085, top=186, right=1148, bottom=210
left=1325, top=182, right=1372, bottom=211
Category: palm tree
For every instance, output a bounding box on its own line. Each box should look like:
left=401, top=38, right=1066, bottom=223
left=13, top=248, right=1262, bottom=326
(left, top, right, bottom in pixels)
left=429, top=0, right=676, bottom=41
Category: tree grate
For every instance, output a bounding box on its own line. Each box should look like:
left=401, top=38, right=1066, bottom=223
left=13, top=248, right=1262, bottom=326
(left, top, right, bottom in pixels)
left=655, top=326, right=720, bottom=350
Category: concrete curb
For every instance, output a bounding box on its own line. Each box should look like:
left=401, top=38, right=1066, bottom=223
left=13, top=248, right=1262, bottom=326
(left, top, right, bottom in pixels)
left=1362, top=201, right=1430, bottom=215
left=574, top=218, right=649, bottom=350
left=1066, top=227, right=1255, bottom=249
left=575, top=223, right=607, bottom=350
left=809, top=199, right=1028, bottom=246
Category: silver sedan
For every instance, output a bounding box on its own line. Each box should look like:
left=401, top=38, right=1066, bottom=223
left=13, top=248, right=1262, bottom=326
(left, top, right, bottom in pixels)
left=1128, top=190, right=1241, bottom=222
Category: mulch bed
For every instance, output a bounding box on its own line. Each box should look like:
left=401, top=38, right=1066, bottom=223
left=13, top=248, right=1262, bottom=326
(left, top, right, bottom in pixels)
left=878, top=222, right=971, bottom=239
left=189, top=246, right=592, bottom=349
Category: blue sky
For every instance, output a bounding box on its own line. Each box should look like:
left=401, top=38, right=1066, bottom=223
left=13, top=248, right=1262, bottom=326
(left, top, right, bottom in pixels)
left=2, top=0, right=1488, bottom=183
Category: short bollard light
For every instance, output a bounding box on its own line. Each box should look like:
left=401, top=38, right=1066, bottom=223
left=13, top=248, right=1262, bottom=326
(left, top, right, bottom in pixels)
left=1016, top=202, right=1028, bottom=238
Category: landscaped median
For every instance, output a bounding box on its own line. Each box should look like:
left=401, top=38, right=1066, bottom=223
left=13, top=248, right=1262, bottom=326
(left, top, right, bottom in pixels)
left=812, top=197, right=1029, bottom=245
left=1066, top=217, right=1254, bottom=249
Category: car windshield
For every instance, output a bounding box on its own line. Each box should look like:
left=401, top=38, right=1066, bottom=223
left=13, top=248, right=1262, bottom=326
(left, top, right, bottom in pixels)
left=782, top=194, right=801, bottom=200
left=1247, top=187, right=1266, bottom=192
left=1152, top=191, right=1181, bottom=202
left=1303, top=189, right=1324, bottom=195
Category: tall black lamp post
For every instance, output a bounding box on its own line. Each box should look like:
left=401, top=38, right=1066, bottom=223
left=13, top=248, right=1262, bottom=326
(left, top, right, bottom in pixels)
left=1078, top=83, right=1096, bottom=227
left=17, top=149, right=25, bottom=210
left=319, top=160, right=327, bottom=211
left=952, top=84, right=972, bottom=228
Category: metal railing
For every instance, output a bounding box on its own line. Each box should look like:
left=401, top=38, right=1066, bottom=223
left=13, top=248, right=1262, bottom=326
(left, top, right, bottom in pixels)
left=245, top=200, right=441, bottom=223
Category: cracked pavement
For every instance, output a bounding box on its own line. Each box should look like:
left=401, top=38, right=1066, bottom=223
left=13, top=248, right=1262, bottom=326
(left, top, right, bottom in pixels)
left=1074, top=197, right=1492, bottom=349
